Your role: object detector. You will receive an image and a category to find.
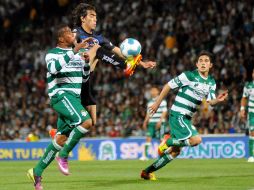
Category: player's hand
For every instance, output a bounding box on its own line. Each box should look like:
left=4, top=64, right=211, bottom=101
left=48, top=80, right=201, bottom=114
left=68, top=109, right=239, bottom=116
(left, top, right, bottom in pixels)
left=217, top=90, right=228, bottom=102
left=139, top=61, right=156, bottom=69
left=81, top=52, right=90, bottom=62
left=73, top=37, right=93, bottom=53
left=240, top=110, right=246, bottom=120
left=149, top=103, right=159, bottom=116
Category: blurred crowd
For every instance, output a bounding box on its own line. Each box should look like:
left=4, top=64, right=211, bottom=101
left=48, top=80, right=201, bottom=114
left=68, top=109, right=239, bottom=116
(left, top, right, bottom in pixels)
left=0, top=0, right=254, bottom=140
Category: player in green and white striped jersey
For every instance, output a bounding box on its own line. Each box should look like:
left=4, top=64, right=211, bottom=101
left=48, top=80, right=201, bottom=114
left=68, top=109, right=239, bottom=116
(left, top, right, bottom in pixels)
left=140, top=87, right=167, bottom=161
left=141, top=50, right=228, bottom=180
left=240, top=68, right=254, bottom=162
left=27, top=25, right=95, bottom=190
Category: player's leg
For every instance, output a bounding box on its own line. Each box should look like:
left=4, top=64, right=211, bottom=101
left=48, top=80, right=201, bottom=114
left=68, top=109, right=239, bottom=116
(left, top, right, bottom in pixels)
left=86, top=105, right=96, bottom=126
left=27, top=117, right=68, bottom=189
left=140, top=137, right=151, bottom=161
left=81, top=77, right=97, bottom=126
left=248, top=116, right=254, bottom=162
left=55, top=92, right=92, bottom=175
left=158, top=115, right=201, bottom=156
left=141, top=146, right=181, bottom=180
left=86, top=44, right=142, bottom=76
left=140, top=123, right=155, bottom=160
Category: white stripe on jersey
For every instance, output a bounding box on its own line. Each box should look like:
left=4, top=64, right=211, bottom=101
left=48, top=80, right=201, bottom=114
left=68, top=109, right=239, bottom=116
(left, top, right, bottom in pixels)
left=249, top=101, right=254, bottom=107
left=147, top=99, right=167, bottom=123
left=48, top=88, right=81, bottom=97
left=171, top=104, right=193, bottom=117
left=48, top=77, right=83, bottom=89
left=175, top=95, right=196, bottom=108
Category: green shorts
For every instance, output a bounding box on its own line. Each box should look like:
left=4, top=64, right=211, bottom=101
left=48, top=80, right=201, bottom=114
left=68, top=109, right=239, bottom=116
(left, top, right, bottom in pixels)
left=169, top=114, right=198, bottom=140
left=146, top=122, right=166, bottom=139
left=249, top=113, right=254, bottom=132
left=50, top=91, right=91, bottom=136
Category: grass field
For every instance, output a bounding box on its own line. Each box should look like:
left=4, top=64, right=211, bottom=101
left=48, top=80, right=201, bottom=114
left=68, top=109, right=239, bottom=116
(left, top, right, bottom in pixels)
left=0, top=159, right=254, bottom=190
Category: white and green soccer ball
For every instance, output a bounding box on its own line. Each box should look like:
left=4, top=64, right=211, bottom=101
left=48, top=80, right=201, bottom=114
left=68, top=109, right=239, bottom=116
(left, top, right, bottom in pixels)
left=120, top=38, right=141, bottom=58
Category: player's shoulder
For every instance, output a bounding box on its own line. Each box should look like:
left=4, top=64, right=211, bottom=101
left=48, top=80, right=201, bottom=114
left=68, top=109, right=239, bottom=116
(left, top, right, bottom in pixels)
left=47, top=47, right=68, bottom=55
left=181, top=70, right=195, bottom=81
left=47, top=48, right=58, bottom=54
left=76, top=27, right=103, bottom=38
left=208, top=75, right=216, bottom=86
left=244, top=81, right=254, bottom=88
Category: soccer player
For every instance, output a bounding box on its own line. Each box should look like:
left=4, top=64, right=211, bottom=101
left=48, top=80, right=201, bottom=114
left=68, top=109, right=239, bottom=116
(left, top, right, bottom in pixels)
left=71, top=3, right=156, bottom=126
left=140, top=50, right=228, bottom=180
left=240, top=68, right=254, bottom=162
left=27, top=25, right=94, bottom=190
left=140, top=87, right=167, bottom=161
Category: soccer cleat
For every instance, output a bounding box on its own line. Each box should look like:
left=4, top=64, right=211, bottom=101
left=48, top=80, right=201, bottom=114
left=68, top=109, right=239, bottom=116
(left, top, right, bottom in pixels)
left=158, top=135, right=170, bottom=156
left=247, top=156, right=254, bottom=162
left=27, top=168, right=43, bottom=190
left=124, top=54, right=142, bottom=77
left=140, top=170, right=156, bottom=180
left=56, top=156, right=70, bottom=175
left=49, top=128, right=57, bottom=139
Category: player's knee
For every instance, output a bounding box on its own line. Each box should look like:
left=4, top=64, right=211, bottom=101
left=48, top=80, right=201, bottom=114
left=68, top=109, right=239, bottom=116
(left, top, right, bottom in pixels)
left=146, top=137, right=152, bottom=142
left=92, top=119, right=97, bottom=126
left=171, top=146, right=181, bottom=158
left=189, top=136, right=202, bottom=146
left=55, top=135, right=68, bottom=147
left=250, top=131, right=254, bottom=137
left=81, top=119, right=93, bottom=130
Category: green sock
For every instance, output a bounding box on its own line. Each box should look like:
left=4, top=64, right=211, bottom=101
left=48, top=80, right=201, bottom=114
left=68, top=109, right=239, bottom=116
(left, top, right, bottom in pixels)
left=144, top=143, right=150, bottom=157
left=34, top=140, right=62, bottom=176
left=59, top=126, right=88, bottom=158
left=144, top=154, right=173, bottom=173
left=166, top=138, right=189, bottom=147
left=249, top=138, right=254, bottom=157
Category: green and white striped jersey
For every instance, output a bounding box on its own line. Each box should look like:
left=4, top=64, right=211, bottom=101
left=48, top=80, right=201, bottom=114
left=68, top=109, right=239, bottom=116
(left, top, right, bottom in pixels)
left=168, top=70, right=216, bottom=117
left=147, top=98, right=167, bottom=123
left=45, top=47, right=90, bottom=98
left=242, top=81, right=254, bottom=115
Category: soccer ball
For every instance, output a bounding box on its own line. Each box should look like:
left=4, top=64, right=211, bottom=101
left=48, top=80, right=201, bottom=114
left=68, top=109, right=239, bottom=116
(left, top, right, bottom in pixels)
left=120, top=38, right=141, bottom=58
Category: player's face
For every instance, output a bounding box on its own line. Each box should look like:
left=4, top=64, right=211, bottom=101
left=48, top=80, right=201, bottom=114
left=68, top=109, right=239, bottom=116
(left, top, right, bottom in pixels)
left=196, top=55, right=213, bottom=74
left=81, top=10, right=97, bottom=30
left=61, top=27, right=75, bottom=46
left=150, top=88, right=159, bottom=98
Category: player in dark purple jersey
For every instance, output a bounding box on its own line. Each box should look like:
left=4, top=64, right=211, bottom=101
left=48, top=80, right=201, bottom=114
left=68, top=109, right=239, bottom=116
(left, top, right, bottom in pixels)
left=72, top=3, right=156, bottom=127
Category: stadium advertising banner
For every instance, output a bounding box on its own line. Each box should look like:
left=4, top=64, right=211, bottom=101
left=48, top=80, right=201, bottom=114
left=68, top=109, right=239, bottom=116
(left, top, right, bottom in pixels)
left=0, top=135, right=248, bottom=161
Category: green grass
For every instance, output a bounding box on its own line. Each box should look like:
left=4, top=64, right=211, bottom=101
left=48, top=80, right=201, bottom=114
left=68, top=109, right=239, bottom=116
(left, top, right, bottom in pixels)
left=0, top=159, right=254, bottom=190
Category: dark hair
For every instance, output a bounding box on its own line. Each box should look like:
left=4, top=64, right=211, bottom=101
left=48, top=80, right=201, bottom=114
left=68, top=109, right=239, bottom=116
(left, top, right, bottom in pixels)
left=71, top=3, right=96, bottom=28
left=197, top=50, right=214, bottom=63
left=55, top=24, right=69, bottom=41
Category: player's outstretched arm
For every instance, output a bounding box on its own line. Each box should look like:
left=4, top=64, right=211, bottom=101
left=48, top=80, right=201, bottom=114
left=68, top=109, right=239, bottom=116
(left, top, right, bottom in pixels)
left=207, top=90, right=228, bottom=106
left=149, top=84, right=170, bottom=115
left=139, top=60, right=156, bottom=69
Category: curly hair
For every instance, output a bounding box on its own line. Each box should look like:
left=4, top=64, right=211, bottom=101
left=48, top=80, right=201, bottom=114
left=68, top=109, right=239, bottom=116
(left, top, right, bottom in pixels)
left=71, top=3, right=96, bottom=28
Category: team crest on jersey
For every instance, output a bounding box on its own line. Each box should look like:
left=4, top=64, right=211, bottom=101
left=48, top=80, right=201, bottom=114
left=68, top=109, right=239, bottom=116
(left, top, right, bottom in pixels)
left=91, top=38, right=99, bottom=45
left=192, top=82, right=210, bottom=99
